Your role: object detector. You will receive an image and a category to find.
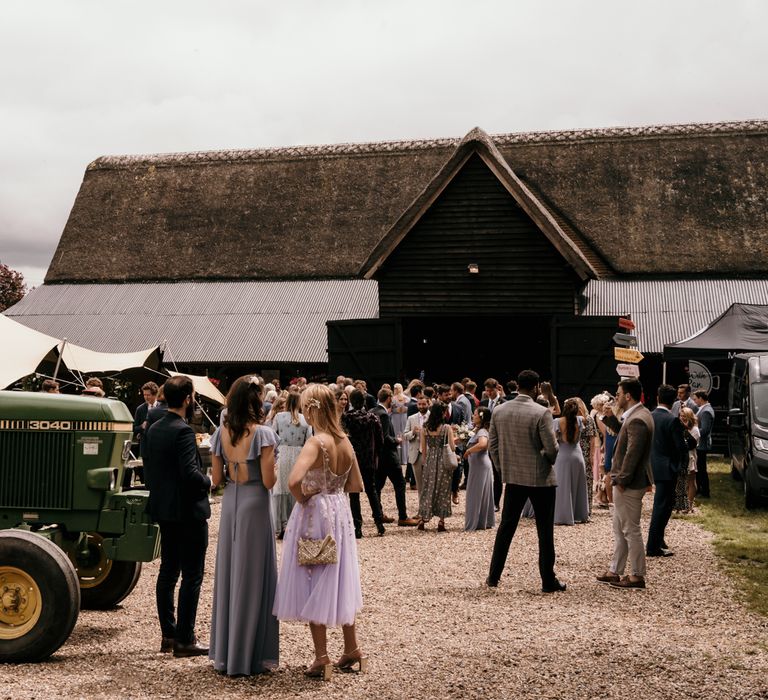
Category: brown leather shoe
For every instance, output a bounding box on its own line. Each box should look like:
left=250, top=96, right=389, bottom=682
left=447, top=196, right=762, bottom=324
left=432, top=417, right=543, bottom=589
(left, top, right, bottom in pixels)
left=173, top=637, right=209, bottom=657
left=596, top=571, right=621, bottom=584
left=380, top=515, right=395, bottom=524
left=160, top=636, right=175, bottom=653
left=609, top=575, right=646, bottom=589
left=397, top=517, right=420, bottom=527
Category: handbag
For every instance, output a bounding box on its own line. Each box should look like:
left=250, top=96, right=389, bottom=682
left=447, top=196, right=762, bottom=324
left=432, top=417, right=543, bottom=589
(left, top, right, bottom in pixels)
left=443, top=425, right=459, bottom=468
left=297, top=437, right=338, bottom=567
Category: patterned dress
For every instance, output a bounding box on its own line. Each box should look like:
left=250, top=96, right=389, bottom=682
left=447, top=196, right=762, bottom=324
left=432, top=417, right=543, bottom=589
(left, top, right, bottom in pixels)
left=271, top=412, right=312, bottom=535
left=578, top=415, right=597, bottom=514
left=418, top=425, right=454, bottom=521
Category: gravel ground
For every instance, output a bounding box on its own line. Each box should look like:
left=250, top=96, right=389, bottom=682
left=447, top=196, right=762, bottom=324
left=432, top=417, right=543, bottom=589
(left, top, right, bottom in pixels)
left=4, top=487, right=768, bottom=700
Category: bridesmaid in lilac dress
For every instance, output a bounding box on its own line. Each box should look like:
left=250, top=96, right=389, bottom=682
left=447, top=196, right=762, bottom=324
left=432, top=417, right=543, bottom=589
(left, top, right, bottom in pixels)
left=273, top=384, right=367, bottom=681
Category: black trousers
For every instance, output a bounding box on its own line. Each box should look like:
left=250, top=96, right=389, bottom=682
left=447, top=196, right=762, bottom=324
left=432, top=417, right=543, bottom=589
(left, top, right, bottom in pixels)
left=488, top=484, right=557, bottom=587
left=156, top=519, right=208, bottom=643
left=646, top=478, right=676, bottom=553
left=491, top=462, right=502, bottom=509
left=696, top=451, right=710, bottom=497
left=375, top=461, right=409, bottom=520
left=349, top=468, right=384, bottom=528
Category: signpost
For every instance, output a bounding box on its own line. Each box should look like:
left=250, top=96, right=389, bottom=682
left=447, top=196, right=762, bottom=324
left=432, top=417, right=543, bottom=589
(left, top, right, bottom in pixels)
left=618, top=317, right=635, bottom=331
left=613, top=332, right=638, bottom=347
left=616, top=363, right=640, bottom=378
left=614, top=347, right=644, bottom=363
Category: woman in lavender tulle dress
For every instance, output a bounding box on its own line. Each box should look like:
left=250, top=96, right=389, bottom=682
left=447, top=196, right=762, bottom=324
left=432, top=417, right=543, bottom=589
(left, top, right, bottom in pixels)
left=273, top=384, right=367, bottom=680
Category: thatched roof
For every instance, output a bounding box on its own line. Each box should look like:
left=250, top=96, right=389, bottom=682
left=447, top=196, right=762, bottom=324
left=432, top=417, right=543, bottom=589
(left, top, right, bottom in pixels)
left=45, top=120, right=768, bottom=283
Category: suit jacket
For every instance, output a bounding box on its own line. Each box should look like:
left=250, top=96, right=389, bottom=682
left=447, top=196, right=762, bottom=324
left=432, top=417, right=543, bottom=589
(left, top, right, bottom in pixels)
left=651, top=407, right=689, bottom=481
left=696, top=403, right=715, bottom=451
left=480, top=396, right=506, bottom=412
left=145, top=412, right=211, bottom=523
left=140, top=402, right=168, bottom=461
left=489, top=394, right=558, bottom=487
left=455, top=394, right=473, bottom=424
left=403, top=411, right=429, bottom=464
left=133, top=401, right=150, bottom=440
left=447, top=402, right=466, bottom=425
left=603, top=404, right=654, bottom=490
left=371, top=404, right=399, bottom=468
left=671, top=396, right=699, bottom=417
left=406, top=397, right=419, bottom=416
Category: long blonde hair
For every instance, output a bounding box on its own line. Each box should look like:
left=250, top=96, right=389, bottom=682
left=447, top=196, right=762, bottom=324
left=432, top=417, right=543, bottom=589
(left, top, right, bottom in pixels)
left=301, top=384, right=346, bottom=440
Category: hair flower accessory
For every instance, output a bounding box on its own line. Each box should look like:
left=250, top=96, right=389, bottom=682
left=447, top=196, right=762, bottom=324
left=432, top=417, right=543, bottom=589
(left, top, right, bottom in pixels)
left=248, top=376, right=260, bottom=385
left=307, top=398, right=321, bottom=409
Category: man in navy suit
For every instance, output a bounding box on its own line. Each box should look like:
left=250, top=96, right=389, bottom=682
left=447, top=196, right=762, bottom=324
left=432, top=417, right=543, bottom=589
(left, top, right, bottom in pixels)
left=646, top=384, right=689, bottom=556
left=145, top=375, right=211, bottom=657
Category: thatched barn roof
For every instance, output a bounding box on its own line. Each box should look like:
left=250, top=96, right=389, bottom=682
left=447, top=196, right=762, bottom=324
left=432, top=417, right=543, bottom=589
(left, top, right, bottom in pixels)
left=45, top=120, right=768, bottom=284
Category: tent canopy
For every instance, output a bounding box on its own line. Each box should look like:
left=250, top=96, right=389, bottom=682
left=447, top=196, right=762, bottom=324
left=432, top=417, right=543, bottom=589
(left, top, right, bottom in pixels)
left=168, top=371, right=226, bottom=405
left=663, top=303, right=768, bottom=361
left=0, top=313, right=162, bottom=389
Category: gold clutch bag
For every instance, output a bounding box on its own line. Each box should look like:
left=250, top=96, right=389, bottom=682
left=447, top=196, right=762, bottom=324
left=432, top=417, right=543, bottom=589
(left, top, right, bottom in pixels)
left=297, top=534, right=337, bottom=566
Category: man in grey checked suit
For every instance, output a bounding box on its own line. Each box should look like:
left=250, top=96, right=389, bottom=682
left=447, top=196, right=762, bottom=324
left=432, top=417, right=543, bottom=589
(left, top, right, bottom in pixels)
left=486, top=370, right=565, bottom=593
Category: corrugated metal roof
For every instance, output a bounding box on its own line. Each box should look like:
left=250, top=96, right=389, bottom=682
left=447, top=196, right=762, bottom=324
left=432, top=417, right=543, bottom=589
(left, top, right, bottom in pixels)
left=6, top=281, right=379, bottom=364
left=582, top=279, right=768, bottom=353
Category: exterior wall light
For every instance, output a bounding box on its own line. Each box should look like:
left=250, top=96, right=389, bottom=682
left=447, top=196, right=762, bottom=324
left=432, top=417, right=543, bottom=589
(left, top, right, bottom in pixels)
left=468, top=263, right=480, bottom=274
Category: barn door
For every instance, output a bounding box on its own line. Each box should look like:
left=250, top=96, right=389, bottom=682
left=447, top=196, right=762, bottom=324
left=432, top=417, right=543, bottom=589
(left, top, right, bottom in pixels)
left=327, top=318, right=402, bottom=388
left=551, top=315, right=620, bottom=402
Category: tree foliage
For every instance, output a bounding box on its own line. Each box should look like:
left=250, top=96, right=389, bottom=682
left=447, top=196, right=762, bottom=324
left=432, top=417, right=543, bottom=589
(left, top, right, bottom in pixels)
left=0, top=262, right=27, bottom=312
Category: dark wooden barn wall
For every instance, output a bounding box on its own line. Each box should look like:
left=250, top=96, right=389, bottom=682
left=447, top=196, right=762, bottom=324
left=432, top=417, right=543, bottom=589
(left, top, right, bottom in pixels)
left=376, top=154, right=581, bottom=316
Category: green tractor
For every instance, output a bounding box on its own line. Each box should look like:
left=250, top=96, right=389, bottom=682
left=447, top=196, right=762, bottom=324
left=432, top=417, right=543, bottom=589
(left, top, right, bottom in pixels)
left=0, top=390, right=160, bottom=662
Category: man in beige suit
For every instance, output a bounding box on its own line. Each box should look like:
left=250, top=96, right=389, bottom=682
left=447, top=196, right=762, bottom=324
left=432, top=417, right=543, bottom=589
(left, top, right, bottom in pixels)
left=486, top=370, right=564, bottom=593
left=597, top=378, right=654, bottom=589
left=403, top=397, right=429, bottom=492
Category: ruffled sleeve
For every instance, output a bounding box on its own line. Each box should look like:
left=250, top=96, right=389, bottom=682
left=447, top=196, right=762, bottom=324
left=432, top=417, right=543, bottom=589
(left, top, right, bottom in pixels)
left=210, top=427, right=222, bottom=457
left=247, top=424, right=279, bottom=461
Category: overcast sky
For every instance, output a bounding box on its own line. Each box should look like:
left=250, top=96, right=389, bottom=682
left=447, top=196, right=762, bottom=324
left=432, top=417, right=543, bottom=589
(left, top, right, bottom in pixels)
left=2, top=0, right=767, bottom=287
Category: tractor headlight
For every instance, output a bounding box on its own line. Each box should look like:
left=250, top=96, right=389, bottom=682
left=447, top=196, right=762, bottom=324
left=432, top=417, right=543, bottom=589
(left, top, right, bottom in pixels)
left=121, top=440, right=133, bottom=461
left=87, top=467, right=117, bottom=491
left=753, top=437, right=768, bottom=453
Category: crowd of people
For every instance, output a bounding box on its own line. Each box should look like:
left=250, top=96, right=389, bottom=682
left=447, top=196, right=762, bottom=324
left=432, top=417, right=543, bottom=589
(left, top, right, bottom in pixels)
left=130, top=369, right=716, bottom=681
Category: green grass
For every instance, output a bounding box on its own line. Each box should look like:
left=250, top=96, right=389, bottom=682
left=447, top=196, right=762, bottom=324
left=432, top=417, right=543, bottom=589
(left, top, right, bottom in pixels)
left=689, top=458, right=768, bottom=616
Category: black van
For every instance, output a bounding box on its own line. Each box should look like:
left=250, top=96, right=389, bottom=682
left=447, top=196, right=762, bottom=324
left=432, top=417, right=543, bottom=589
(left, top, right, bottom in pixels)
left=728, top=353, right=768, bottom=508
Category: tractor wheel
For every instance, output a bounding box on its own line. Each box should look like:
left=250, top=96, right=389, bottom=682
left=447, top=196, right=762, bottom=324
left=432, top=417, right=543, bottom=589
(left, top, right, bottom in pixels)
left=72, top=533, right=142, bottom=610
left=0, top=530, right=80, bottom=663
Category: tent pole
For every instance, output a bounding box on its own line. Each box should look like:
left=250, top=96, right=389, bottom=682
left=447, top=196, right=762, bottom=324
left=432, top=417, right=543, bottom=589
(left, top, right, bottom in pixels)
left=662, top=361, right=667, bottom=385
left=53, top=338, right=67, bottom=382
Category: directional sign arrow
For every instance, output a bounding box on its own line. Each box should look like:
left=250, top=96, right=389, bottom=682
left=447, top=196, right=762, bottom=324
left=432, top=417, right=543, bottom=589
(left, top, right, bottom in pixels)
left=614, top=347, right=644, bottom=363
left=618, top=317, right=635, bottom=331
left=613, top=332, right=638, bottom=347
left=616, top=363, right=640, bottom=377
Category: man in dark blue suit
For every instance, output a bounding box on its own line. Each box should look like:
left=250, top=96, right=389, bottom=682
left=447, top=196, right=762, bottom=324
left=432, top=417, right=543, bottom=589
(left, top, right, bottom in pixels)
left=646, top=384, right=689, bottom=557
left=145, top=375, right=211, bottom=657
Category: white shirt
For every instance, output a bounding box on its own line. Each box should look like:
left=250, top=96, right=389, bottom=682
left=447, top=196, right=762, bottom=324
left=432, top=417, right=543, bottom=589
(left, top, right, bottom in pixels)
left=620, top=401, right=643, bottom=422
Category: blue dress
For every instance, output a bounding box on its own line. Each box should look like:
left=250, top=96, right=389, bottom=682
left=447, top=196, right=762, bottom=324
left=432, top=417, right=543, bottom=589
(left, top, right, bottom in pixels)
left=271, top=412, right=312, bottom=535
left=464, top=428, right=495, bottom=531
left=209, top=425, right=279, bottom=675
left=553, top=418, right=590, bottom=525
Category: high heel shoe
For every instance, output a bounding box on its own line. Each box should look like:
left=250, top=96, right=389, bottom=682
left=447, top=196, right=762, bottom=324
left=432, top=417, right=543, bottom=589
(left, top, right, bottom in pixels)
left=416, top=518, right=425, bottom=531
left=304, top=655, right=332, bottom=681
left=334, top=648, right=369, bottom=673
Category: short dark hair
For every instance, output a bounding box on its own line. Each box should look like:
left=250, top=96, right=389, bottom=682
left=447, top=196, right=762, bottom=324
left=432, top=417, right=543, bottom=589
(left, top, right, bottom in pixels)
left=678, top=384, right=691, bottom=394
left=657, top=383, right=677, bottom=406
left=41, top=379, right=59, bottom=393
left=411, top=384, right=424, bottom=398
left=451, top=382, right=464, bottom=393
left=483, top=378, right=498, bottom=390
left=475, top=406, right=492, bottom=429
left=423, top=386, right=435, bottom=399
left=437, top=384, right=450, bottom=396
left=164, top=375, right=194, bottom=408
left=693, top=389, right=709, bottom=401
left=349, top=388, right=366, bottom=409
left=142, top=381, right=159, bottom=395
left=517, top=370, right=540, bottom=391
left=506, top=380, right=518, bottom=394
left=619, top=378, right=643, bottom=402
left=465, top=381, right=477, bottom=393
left=377, top=387, right=392, bottom=403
